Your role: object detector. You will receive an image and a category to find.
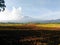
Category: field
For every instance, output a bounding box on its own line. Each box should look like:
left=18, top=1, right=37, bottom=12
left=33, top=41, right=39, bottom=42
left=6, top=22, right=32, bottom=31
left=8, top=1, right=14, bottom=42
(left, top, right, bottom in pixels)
left=0, top=23, right=60, bottom=30
left=36, top=24, right=60, bottom=27
left=0, top=23, right=60, bottom=45
left=36, top=24, right=60, bottom=30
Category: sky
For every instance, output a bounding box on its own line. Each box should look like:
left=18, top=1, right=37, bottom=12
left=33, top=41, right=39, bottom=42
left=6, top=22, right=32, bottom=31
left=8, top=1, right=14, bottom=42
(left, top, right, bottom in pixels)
left=1, top=0, right=60, bottom=21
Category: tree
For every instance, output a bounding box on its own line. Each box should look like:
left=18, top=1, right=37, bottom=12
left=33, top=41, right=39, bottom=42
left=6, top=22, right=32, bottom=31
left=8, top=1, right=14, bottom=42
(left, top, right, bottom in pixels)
left=0, top=0, right=6, bottom=11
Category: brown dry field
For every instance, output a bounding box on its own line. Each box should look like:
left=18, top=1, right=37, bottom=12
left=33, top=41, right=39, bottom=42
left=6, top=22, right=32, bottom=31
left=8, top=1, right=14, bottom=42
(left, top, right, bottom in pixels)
left=0, top=23, right=60, bottom=31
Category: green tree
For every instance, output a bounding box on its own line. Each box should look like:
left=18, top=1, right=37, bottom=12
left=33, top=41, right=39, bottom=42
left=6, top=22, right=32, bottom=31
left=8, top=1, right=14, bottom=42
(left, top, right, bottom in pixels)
left=0, top=0, right=6, bottom=11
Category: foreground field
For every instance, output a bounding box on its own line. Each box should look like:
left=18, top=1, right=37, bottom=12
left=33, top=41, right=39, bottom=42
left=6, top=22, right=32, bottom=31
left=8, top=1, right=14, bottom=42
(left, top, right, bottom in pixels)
left=0, top=23, right=60, bottom=30
left=0, top=24, right=60, bottom=44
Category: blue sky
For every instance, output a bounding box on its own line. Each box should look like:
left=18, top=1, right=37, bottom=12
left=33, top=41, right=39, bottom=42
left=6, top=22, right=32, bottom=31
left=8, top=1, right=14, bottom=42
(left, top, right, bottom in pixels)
left=4, top=0, right=60, bottom=20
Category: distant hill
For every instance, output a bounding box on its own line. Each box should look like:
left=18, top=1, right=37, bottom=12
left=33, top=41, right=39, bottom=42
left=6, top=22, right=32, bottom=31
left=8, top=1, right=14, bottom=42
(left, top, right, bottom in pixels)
left=0, top=15, right=60, bottom=23
left=34, top=19, right=60, bottom=23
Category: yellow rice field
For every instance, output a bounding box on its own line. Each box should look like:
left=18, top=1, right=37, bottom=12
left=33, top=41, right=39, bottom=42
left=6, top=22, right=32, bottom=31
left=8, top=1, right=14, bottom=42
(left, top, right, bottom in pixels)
left=36, top=24, right=60, bottom=28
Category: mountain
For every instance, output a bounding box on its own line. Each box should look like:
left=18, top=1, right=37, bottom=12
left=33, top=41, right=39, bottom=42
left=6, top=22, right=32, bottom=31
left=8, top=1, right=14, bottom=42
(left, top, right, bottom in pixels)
left=0, top=16, right=38, bottom=23
left=0, top=15, right=60, bottom=23
left=35, top=19, right=60, bottom=23
left=15, top=16, right=38, bottom=23
left=44, top=19, right=60, bottom=23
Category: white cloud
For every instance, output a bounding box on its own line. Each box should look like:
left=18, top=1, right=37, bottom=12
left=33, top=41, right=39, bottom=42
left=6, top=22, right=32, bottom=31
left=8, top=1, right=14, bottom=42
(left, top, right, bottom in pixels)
left=0, top=7, right=60, bottom=23
left=0, top=7, right=23, bottom=22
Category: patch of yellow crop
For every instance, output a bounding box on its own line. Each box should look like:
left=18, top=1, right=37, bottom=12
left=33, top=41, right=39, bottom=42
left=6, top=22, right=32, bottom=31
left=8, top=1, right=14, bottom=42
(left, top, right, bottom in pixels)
left=0, top=24, right=23, bottom=26
left=36, top=24, right=60, bottom=27
left=0, top=23, right=60, bottom=28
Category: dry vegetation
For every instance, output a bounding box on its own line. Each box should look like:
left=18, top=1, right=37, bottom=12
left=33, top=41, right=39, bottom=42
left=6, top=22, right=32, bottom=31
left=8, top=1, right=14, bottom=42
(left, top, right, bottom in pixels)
left=0, top=23, right=60, bottom=30
left=36, top=24, right=60, bottom=30
left=36, top=24, right=60, bottom=27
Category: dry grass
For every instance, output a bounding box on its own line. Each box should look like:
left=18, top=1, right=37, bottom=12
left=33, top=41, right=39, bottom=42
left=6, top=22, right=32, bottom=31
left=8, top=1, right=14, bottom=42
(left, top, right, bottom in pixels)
left=0, top=23, right=60, bottom=30
left=0, top=24, right=23, bottom=26
left=36, top=24, right=60, bottom=27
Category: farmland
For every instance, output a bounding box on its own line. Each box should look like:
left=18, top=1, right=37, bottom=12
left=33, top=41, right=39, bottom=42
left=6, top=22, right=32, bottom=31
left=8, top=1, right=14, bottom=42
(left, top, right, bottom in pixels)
left=0, top=23, right=60, bottom=30
left=36, top=24, right=60, bottom=27
left=0, top=23, right=60, bottom=45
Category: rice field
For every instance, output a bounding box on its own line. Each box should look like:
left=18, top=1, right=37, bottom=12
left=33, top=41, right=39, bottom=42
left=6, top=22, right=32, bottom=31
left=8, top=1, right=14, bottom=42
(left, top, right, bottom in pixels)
left=36, top=24, right=60, bottom=28
left=0, top=23, right=60, bottom=30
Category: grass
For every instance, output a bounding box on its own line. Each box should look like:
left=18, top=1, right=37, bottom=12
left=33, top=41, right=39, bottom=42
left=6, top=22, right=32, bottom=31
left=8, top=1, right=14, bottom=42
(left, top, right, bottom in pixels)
left=0, top=23, right=60, bottom=30
left=36, top=24, right=60, bottom=27
left=0, top=23, right=23, bottom=26
left=0, top=23, right=60, bottom=27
